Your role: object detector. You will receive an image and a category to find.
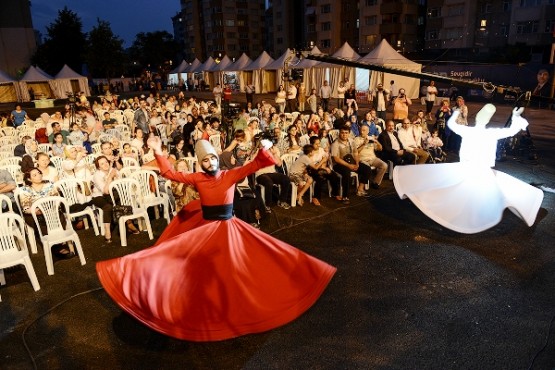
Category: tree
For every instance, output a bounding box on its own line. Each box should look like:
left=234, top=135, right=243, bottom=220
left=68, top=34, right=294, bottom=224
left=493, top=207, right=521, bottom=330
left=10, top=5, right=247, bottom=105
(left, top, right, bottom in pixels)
left=129, top=31, right=179, bottom=73
left=31, top=7, right=87, bottom=75
left=86, top=19, right=126, bottom=79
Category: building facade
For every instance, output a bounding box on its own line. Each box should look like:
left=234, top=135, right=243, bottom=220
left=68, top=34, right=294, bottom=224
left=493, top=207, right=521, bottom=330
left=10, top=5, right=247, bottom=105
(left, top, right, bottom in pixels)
left=0, top=0, right=37, bottom=75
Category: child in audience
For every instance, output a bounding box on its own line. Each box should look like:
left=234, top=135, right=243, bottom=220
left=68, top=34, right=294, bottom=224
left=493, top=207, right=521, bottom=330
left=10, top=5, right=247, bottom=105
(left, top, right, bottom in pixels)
left=288, top=144, right=316, bottom=206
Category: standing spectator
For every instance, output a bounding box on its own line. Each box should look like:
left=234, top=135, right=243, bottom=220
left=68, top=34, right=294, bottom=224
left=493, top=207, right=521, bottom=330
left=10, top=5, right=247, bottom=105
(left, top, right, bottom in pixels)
left=213, top=83, right=222, bottom=109
left=393, top=88, right=412, bottom=122
left=426, top=81, right=438, bottom=120
left=389, top=80, right=398, bottom=105
left=286, top=83, right=297, bottom=113
left=345, top=84, right=358, bottom=113
left=245, top=81, right=255, bottom=107
left=435, top=99, right=452, bottom=145
left=307, top=88, right=318, bottom=114
left=134, top=99, right=150, bottom=135
left=373, top=84, right=389, bottom=122
left=336, top=81, right=347, bottom=110
left=319, top=80, right=332, bottom=112
left=223, top=84, right=232, bottom=115
left=275, top=85, right=286, bottom=113
left=297, top=83, right=306, bottom=112
left=10, top=104, right=29, bottom=128
left=450, top=96, right=468, bottom=153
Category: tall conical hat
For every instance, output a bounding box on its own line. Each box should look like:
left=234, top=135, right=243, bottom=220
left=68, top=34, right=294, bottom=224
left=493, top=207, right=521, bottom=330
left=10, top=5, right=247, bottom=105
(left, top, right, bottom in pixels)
left=195, top=140, right=218, bottom=164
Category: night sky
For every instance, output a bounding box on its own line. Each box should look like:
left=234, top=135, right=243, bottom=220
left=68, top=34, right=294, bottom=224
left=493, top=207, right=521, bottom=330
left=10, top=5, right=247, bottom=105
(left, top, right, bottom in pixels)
left=30, top=0, right=176, bottom=47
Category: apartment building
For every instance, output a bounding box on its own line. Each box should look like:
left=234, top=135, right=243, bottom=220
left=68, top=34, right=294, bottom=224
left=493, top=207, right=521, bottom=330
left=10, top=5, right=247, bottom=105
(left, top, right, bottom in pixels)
left=0, top=0, right=37, bottom=75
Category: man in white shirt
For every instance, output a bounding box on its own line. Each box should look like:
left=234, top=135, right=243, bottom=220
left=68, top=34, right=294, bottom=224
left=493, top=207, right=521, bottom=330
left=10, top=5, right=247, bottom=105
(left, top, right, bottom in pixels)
left=286, top=83, right=298, bottom=113
left=397, top=119, right=429, bottom=164
left=354, top=125, right=388, bottom=188
left=426, top=81, right=438, bottom=120
left=213, top=83, right=223, bottom=109
left=319, top=80, right=332, bottom=112
left=373, top=84, right=389, bottom=121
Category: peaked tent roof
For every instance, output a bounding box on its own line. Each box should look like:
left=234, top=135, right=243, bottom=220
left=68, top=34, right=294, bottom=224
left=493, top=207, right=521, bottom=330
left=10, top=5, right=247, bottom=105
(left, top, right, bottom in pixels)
left=0, top=69, right=15, bottom=83
left=332, top=42, right=361, bottom=60
left=210, top=55, right=233, bottom=72
left=243, top=51, right=274, bottom=71
left=183, top=58, right=202, bottom=73
left=358, top=39, right=419, bottom=65
left=192, top=57, right=216, bottom=73
left=295, top=46, right=324, bottom=69
left=224, top=53, right=253, bottom=72
left=170, top=60, right=189, bottom=74
left=20, top=66, right=53, bottom=81
left=265, top=49, right=300, bottom=70
left=55, top=64, right=85, bottom=79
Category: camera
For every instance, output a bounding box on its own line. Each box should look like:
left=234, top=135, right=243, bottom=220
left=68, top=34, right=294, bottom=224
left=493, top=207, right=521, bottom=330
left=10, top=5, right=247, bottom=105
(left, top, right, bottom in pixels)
left=112, top=149, right=119, bottom=157
left=254, top=131, right=277, bottom=145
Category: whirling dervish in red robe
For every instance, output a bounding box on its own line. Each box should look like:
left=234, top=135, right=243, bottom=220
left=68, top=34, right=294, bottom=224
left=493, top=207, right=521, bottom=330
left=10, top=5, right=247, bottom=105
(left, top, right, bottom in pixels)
left=96, top=137, right=336, bottom=341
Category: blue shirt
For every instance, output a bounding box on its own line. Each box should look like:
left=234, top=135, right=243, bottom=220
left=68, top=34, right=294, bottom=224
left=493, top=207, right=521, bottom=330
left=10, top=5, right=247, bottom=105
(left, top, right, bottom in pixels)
left=11, top=110, right=27, bottom=127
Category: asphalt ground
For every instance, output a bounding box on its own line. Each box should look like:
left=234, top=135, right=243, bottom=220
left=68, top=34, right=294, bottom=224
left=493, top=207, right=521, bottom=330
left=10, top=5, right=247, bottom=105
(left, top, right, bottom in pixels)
left=1, top=93, right=555, bottom=369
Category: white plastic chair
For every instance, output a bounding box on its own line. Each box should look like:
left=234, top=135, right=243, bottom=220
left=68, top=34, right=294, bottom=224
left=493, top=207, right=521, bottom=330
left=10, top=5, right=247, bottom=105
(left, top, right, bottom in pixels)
left=53, top=178, right=100, bottom=236
left=0, top=144, right=18, bottom=156
left=91, top=143, right=102, bottom=154
left=37, top=143, right=51, bottom=153
left=0, top=136, right=19, bottom=146
left=0, top=213, right=41, bottom=302
left=0, top=164, right=23, bottom=186
left=30, top=196, right=86, bottom=275
left=129, top=170, right=171, bottom=225
left=328, top=129, right=339, bottom=143
left=11, top=188, right=38, bottom=254
left=119, top=166, right=141, bottom=178
left=0, top=156, right=21, bottom=167
left=109, top=178, right=154, bottom=247
left=111, top=110, right=125, bottom=124
left=1, top=127, right=16, bottom=137
left=121, top=157, right=139, bottom=167
left=183, top=157, right=198, bottom=173
left=49, top=156, right=65, bottom=179
left=280, top=153, right=308, bottom=207
left=209, top=134, right=222, bottom=154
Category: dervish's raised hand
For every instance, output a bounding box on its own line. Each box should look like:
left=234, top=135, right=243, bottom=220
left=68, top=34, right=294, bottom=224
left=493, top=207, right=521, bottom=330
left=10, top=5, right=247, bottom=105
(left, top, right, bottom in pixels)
left=147, top=136, right=163, bottom=155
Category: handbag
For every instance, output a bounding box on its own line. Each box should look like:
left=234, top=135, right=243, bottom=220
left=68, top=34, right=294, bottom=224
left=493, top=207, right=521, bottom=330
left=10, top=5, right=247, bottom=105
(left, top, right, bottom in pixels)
left=112, top=205, right=133, bottom=221
left=343, top=153, right=356, bottom=165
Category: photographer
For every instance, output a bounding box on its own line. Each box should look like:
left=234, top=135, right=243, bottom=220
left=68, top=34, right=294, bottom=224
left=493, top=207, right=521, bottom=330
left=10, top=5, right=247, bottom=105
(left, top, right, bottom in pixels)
left=393, top=88, right=412, bottom=123
left=100, top=141, right=124, bottom=170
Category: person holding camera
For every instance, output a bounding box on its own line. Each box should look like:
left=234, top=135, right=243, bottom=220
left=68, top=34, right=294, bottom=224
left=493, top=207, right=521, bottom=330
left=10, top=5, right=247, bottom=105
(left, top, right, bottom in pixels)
left=354, top=125, right=387, bottom=189
left=393, top=88, right=412, bottom=122
left=100, top=141, right=123, bottom=170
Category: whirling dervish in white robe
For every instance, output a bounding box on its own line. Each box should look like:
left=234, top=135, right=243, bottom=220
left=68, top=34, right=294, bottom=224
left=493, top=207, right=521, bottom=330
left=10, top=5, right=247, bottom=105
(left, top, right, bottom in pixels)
left=393, top=103, right=544, bottom=234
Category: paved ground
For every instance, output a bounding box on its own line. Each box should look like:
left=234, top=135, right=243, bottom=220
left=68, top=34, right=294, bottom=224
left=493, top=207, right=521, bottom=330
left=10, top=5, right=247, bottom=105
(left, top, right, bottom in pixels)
left=1, top=94, right=554, bottom=369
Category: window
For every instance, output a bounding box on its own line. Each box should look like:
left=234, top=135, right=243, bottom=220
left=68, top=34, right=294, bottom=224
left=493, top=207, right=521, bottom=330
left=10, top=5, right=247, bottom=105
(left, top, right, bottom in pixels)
left=365, top=16, right=377, bottom=25
left=307, top=24, right=316, bottom=33
left=226, top=32, right=236, bottom=38
left=365, top=0, right=377, bottom=5
left=445, top=27, right=463, bottom=39
left=448, top=5, right=464, bottom=16
left=516, top=21, right=539, bottom=33
left=225, top=20, right=235, bottom=27
left=546, top=20, right=555, bottom=33
left=240, top=44, right=249, bottom=52
left=321, top=4, right=331, bottom=13
left=428, top=7, right=441, bottom=18
left=228, top=44, right=236, bottom=51
left=503, top=0, right=511, bottom=11
left=480, top=20, right=487, bottom=28
left=237, top=20, right=245, bottom=26
left=239, top=33, right=249, bottom=39
left=405, top=15, right=415, bottom=25
left=382, top=14, right=399, bottom=24
left=277, top=37, right=283, bottom=44
left=276, top=24, right=283, bottom=31
left=322, top=22, right=331, bottom=31
left=481, top=2, right=492, bottom=13
left=500, top=25, right=509, bottom=37
left=320, top=39, right=331, bottom=48
left=365, top=34, right=377, bottom=47
left=417, top=16, right=425, bottom=26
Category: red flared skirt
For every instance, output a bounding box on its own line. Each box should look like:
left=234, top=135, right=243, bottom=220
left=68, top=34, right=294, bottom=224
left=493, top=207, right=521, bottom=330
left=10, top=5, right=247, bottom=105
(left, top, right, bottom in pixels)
left=96, top=201, right=336, bottom=341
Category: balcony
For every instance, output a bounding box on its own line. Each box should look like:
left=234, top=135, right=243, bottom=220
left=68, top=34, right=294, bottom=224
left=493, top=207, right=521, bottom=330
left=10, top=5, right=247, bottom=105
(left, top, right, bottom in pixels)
left=381, top=2, right=402, bottom=14
left=380, top=23, right=402, bottom=34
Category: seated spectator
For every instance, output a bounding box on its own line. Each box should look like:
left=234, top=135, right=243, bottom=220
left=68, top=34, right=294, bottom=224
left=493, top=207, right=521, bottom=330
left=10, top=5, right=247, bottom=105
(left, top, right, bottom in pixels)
left=0, top=168, right=17, bottom=211
left=62, top=145, right=92, bottom=182
left=48, top=122, right=70, bottom=144
left=68, top=122, right=86, bottom=146
left=224, top=129, right=253, bottom=166
left=100, top=141, right=123, bottom=170
left=36, top=152, right=59, bottom=183
left=18, top=168, right=73, bottom=258
left=397, top=118, right=429, bottom=164
left=288, top=144, right=315, bottom=206
left=283, top=125, right=302, bottom=154
left=378, top=120, right=417, bottom=166
left=254, top=145, right=291, bottom=211
left=35, top=127, right=49, bottom=144
left=308, top=136, right=340, bottom=206
left=121, top=142, right=139, bottom=162
left=14, top=136, right=32, bottom=157
left=51, top=133, right=67, bottom=157
left=427, top=129, right=446, bottom=162
left=169, top=136, right=191, bottom=160
left=101, top=112, right=117, bottom=130
left=354, top=125, right=387, bottom=189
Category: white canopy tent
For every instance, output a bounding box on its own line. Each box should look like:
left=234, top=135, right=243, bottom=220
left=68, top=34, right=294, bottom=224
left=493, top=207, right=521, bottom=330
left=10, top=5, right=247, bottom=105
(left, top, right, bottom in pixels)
left=0, top=69, right=20, bottom=103
left=329, top=42, right=361, bottom=98
left=54, top=64, right=91, bottom=98
left=192, top=57, right=217, bottom=89
left=209, top=55, right=233, bottom=87
left=168, top=60, right=189, bottom=86
left=265, top=48, right=300, bottom=90
left=295, top=46, right=322, bottom=92
left=243, top=51, right=275, bottom=93
left=18, top=66, right=57, bottom=101
left=224, top=53, right=253, bottom=92
left=357, top=39, right=422, bottom=99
